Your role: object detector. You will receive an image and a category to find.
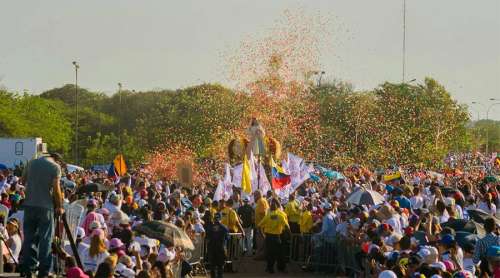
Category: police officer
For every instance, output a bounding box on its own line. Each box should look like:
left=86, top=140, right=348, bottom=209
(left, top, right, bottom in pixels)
left=258, top=198, right=290, bottom=274
left=206, top=212, right=229, bottom=278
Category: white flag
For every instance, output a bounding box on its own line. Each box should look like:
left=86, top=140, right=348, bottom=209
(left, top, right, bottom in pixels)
left=213, top=179, right=224, bottom=201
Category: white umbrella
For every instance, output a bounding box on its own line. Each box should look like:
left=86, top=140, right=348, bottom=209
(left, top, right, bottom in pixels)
left=346, top=188, right=385, bottom=206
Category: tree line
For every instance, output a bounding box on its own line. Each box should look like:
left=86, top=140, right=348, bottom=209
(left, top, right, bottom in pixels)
left=0, top=78, right=498, bottom=168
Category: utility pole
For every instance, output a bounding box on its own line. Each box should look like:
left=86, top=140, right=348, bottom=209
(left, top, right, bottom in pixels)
left=118, top=82, right=123, bottom=153
left=72, top=61, right=79, bottom=164
left=402, top=0, right=407, bottom=83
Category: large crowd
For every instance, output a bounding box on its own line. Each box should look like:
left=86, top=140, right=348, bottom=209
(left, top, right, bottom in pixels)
left=0, top=151, right=499, bottom=278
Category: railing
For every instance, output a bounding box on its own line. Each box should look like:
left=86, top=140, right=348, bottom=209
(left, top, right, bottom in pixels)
left=225, top=233, right=244, bottom=266
left=289, top=233, right=365, bottom=277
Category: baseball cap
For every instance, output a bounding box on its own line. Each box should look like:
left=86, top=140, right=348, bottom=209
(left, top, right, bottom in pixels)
left=322, top=202, right=332, bottom=210
left=76, top=227, right=85, bottom=239
left=87, top=199, right=98, bottom=207
left=378, top=270, right=397, bottom=278
left=439, top=234, right=455, bottom=245
left=109, top=238, right=124, bottom=249
left=243, top=196, right=250, bottom=202
left=49, top=152, right=66, bottom=165
left=89, top=221, right=101, bottom=230
left=430, top=262, right=446, bottom=272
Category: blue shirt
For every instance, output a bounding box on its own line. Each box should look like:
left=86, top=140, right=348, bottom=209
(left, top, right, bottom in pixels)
left=395, top=196, right=412, bottom=210
left=319, top=212, right=337, bottom=238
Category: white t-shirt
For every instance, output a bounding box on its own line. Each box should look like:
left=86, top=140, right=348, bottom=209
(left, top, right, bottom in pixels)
left=64, top=241, right=89, bottom=260
left=478, top=202, right=496, bottom=215
left=116, top=263, right=135, bottom=278
left=463, top=257, right=475, bottom=274
left=386, top=216, right=402, bottom=235
left=6, top=234, right=21, bottom=264
left=410, top=195, right=424, bottom=210
left=82, top=250, right=109, bottom=273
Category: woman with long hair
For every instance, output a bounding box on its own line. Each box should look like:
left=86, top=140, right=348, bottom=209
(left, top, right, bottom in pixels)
left=4, top=218, right=22, bottom=272
left=82, top=229, right=109, bottom=274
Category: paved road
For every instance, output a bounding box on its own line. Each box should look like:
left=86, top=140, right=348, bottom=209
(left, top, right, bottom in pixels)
left=193, top=256, right=335, bottom=278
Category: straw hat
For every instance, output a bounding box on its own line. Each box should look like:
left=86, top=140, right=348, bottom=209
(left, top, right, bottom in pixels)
left=376, top=205, right=397, bottom=221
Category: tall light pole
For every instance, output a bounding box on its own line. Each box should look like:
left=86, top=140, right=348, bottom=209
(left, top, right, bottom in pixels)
left=402, top=0, right=407, bottom=83
left=486, top=99, right=500, bottom=154
left=118, top=82, right=123, bottom=153
left=72, top=61, right=79, bottom=164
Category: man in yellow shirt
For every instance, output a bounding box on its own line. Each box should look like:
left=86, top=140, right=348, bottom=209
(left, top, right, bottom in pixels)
left=299, top=202, right=313, bottom=234
left=220, top=199, right=245, bottom=235
left=254, top=190, right=269, bottom=258
left=284, top=194, right=301, bottom=234
left=258, top=198, right=290, bottom=273
left=254, top=191, right=269, bottom=226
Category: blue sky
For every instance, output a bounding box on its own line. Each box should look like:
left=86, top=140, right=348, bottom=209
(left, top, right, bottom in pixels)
left=1, top=0, right=499, bottom=119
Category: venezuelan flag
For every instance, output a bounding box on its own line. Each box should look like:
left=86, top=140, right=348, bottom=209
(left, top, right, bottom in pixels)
left=271, top=157, right=291, bottom=189
left=107, top=163, right=118, bottom=181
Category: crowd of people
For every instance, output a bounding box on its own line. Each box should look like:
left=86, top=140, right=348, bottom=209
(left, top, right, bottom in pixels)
left=0, top=151, right=499, bottom=278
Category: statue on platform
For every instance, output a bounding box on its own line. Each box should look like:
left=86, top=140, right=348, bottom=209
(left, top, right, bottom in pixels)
left=228, top=118, right=281, bottom=165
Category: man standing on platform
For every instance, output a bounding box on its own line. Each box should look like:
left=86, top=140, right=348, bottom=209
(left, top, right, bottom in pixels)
left=258, top=198, right=290, bottom=274
left=19, top=153, right=65, bottom=278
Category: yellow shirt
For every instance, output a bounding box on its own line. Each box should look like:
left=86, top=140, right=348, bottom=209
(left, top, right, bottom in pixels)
left=299, top=210, right=313, bottom=234
left=255, top=198, right=269, bottom=226
left=220, top=207, right=239, bottom=232
left=285, top=200, right=301, bottom=223
left=210, top=207, right=217, bottom=220
left=258, top=210, right=289, bottom=235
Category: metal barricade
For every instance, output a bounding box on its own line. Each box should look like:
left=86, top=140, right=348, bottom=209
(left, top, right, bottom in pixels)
left=187, top=234, right=207, bottom=275
left=226, top=233, right=244, bottom=264
left=289, top=233, right=364, bottom=276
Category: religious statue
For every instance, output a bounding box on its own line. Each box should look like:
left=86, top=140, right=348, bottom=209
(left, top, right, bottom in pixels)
left=228, top=118, right=281, bottom=165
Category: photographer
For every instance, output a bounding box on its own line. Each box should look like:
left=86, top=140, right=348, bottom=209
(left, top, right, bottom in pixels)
left=19, top=152, right=65, bottom=278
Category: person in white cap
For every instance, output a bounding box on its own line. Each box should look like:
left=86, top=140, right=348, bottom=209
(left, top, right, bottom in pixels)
left=64, top=227, right=89, bottom=261
left=378, top=270, right=397, bottom=278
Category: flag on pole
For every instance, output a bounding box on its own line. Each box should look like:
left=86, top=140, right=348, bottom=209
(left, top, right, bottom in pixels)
left=271, top=157, right=291, bottom=189
left=241, top=155, right=252, bottom=194
left=113, top=154, right=127, bottom=176
left=107, top=163, right=118, bottom=181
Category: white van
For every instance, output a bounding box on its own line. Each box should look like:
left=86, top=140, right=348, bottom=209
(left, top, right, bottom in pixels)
left=0, top=137, right=47, bottom=168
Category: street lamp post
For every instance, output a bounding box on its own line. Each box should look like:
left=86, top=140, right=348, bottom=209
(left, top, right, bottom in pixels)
left=118, top=82, right=122, bottom=153
left=402, top=0, right=407, bottom=83
left=486, top=100, right=500, bottom=154
left=72, top=61, right=79, bottom=164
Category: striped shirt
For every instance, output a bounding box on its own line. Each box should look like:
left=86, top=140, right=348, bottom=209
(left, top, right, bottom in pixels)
left=473, top=233, right=500, bottom=264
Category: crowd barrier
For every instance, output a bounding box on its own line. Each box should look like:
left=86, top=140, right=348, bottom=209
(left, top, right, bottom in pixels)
left=289, top=233, right=365, bottom=277
left=186, top=232, right=365, bottom=276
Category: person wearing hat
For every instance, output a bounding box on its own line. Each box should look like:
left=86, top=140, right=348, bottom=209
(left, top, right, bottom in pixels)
left=64, top=227, right=89, bottom=262
left=4, top=218, right=21, bottom=272
left=258, top=198, right=290, bottom=273
left=206, top=212, right=229, bottom=278
left=19, top=152, right=65, bottom=277
left=238, top=195, right=254, bottom=256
